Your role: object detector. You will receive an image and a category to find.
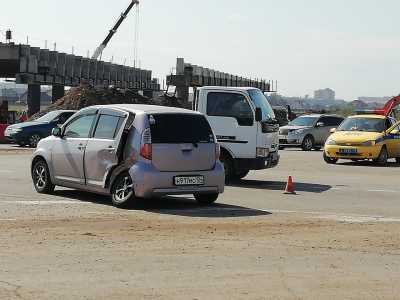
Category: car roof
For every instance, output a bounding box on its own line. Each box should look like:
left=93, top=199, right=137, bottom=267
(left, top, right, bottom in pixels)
left=349, top=114, right=387, bottom=119
left=89, top=104, right=200, bottom=115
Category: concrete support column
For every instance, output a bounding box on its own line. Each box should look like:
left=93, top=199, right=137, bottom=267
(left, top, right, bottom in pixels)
left=27, top=84, right=41, bottom=117
left=52, top=85, right=65, bottom=103
left=176, top=85, right=189, bottom=103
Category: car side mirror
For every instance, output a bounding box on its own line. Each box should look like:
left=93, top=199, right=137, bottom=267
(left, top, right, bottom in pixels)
left=316, top=122, right=325, bottom=127
left=52, top=127, right=62, bottom=137
left=330, top=128, right=337, bottom=133
left=255, top=107, right=262, bottom=122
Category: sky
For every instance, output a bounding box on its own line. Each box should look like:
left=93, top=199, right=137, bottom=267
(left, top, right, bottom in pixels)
left=1, top=0, right=400, bottom=100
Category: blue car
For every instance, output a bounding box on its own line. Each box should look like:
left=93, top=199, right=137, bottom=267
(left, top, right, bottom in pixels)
left=4, top=110, right=76, bottom=147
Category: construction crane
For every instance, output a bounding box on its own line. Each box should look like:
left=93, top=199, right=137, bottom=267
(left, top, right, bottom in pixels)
left=92, top=0, right=139, bottom=60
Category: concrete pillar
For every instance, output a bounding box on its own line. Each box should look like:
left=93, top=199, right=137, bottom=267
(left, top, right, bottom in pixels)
left=52, top=85, right=65, bottom=103
left=27, top=84, right=41, bottom=117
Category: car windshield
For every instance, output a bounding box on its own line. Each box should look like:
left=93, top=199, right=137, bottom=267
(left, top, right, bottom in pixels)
left=248, top=89, right=275, bottom=121
left=289, top=116, right=318, bottom=127
left=338, top=118, right=385, bottom=132
left=34, top=111, right=61, bottom=123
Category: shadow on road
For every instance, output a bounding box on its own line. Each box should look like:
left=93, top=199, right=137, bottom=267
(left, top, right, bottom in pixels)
left=52, top=190, right=271, bottom=218
left=230, top=179, right=332, bottom=193
left=338, top=161, right=400, bottom=168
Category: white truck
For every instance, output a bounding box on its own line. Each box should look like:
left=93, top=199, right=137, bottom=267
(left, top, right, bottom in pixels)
left=193, top=86, right=280, bottom=181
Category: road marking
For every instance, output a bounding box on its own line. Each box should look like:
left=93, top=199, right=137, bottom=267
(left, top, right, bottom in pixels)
left=0, top=219, right=17, bottom=221
left=367, top=189, right=397, bottom=193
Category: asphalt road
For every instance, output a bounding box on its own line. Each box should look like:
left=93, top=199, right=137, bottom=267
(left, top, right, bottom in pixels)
left=1, top=148, right=400, bottom=299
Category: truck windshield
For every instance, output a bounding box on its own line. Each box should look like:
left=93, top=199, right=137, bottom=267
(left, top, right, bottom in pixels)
left=248, top=89, right=275, bottom=121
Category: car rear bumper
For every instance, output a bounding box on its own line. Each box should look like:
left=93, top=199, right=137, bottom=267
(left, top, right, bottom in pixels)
left=129, top=161, right=225, bottom=199
left=324, top=145, right=382, bottom=159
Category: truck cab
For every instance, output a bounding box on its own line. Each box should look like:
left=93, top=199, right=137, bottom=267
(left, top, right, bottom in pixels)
left=194, top=87, right=279, bottom=182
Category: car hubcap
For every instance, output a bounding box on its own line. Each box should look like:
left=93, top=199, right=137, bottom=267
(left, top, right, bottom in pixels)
left=30, top=135, right=41, bottom=147
left=114, top=176, right=133, bottom=203
left=305, top=139, right=312, bottom=149
left=34, top=165, right=46, bottom=189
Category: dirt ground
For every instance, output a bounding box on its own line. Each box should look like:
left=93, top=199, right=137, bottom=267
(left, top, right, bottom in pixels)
left=1, top=212, right=400, bottom=300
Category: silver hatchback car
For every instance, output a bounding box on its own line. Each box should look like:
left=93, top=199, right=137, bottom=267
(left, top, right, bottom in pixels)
left=31, top=105, right=225, bottom=208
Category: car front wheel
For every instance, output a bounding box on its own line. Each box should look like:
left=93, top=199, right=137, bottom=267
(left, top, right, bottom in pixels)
left=29, top=133, right=42, bottom=148
left=111, top=172, right=136, bottom=208
left=373, top=146, right=388, bottom=165
left=323, top=152, right=338, bottom=164
left=302, top=135, right=314, bottom=151
left=194, top=193, right=219, bottom=205
left=32, top=159, right=55, bottom=194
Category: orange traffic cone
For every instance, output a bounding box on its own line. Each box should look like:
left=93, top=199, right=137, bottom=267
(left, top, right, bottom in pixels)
left=284, top=176, right=296, bottom=194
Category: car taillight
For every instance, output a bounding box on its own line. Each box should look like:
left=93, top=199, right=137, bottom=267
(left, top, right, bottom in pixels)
left=140, top=144, right=152, bottom=160
left=140, top=128, right=152, bottom=160
left=215, top=143, right=221, bottom=160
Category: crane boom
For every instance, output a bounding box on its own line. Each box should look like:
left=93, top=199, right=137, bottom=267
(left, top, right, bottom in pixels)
left=92, top=0, right=139, bottom=60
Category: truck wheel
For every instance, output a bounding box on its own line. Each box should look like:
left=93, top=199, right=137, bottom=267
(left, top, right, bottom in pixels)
left=233, top=170, right=250, bottom=180
left=32, top=159, right=55, bottom=194
left=111, top=172, right=136, bottom=208
left=194, top=193, right=219, bottom=205
left=323, top=152, right=338, bottom=164
left=220, top=154, right=234, bottom=184
left=373, top=146, right=388, bottom=165
left=302, top=135, right=314, bottom=151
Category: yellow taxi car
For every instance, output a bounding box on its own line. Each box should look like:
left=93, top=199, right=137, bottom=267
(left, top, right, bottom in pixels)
left=323, top=114, right=400, bottom=165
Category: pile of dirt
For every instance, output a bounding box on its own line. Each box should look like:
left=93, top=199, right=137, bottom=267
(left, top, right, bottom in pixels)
left=31, top=85, right=188, bottom=120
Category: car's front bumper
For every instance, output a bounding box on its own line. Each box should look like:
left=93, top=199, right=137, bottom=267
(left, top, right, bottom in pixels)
left=129, top=161, right=225, bottom=199
left=324, top=145, right=382, bottom=159
left=279, top=134, right=304, bottom=147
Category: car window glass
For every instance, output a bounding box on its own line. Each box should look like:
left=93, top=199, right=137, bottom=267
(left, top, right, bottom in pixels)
left=207, top=92, right=254, bottom=126
left=94, top=115, right=123, bottom=139
left=386, top=119, right=392, bottom=130
left=149, top=114, right=214, bottom=144
left=321, top=117, right=343, bottom=127
left=64, top=115, right=96, bottom=138
left=57, top=112, right=74, bottom=124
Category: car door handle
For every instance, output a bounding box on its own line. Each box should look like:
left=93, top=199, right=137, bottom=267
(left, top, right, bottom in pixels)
left=106, top=147, right=116, bottom=152
left=77, top=144, right=86, bottom=151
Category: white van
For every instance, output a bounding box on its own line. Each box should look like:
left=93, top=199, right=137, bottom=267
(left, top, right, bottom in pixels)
left=193, top=87, right=280, bottom=181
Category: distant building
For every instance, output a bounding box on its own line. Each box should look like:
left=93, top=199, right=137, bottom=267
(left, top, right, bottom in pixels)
left=314, top=88, right=335, bottom=102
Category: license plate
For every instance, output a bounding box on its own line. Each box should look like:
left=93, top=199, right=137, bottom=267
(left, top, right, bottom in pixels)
left=339, top=148, right=358, bottom=154
left=174, top=176, right=205, bottom=186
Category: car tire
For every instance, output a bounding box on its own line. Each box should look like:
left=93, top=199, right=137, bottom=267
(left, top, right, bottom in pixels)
left=194, top=193, right=219, bottom=205
left=233, top=169, right=250, bottom=181
left=323, top=152, right=338, bottom=164
left=18, top=142, right=26, bottom=147
left=302, top=135, right=314, bottom=151
left=29, top=133, right=42, bottom=148
left=220, top=154, right=234, bottom=184
left=32, top=159, right=55, bottom=194
left=111, top=172, right=136, bottom=208
left=374, top=146, right=388, bottom=165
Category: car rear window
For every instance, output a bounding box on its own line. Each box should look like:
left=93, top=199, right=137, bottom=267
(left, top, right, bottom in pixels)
left=149, top=114, right=214, bottom=144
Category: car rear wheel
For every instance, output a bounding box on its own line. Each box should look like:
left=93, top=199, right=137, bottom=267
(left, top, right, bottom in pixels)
left=302, top=135, right=314, bottom=151
left=220, top=154, right=234, bottom=184
left=323, top=152, right=338, bottom=164
left=111, top=172, right=136, bottom=208
left=194, top=193, right=219, bottom=205
left=373, top=146, right=388, bottom=165
left=32, top=159, right=55, bottom=194
left=29, top=133, right=42, bottom=148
